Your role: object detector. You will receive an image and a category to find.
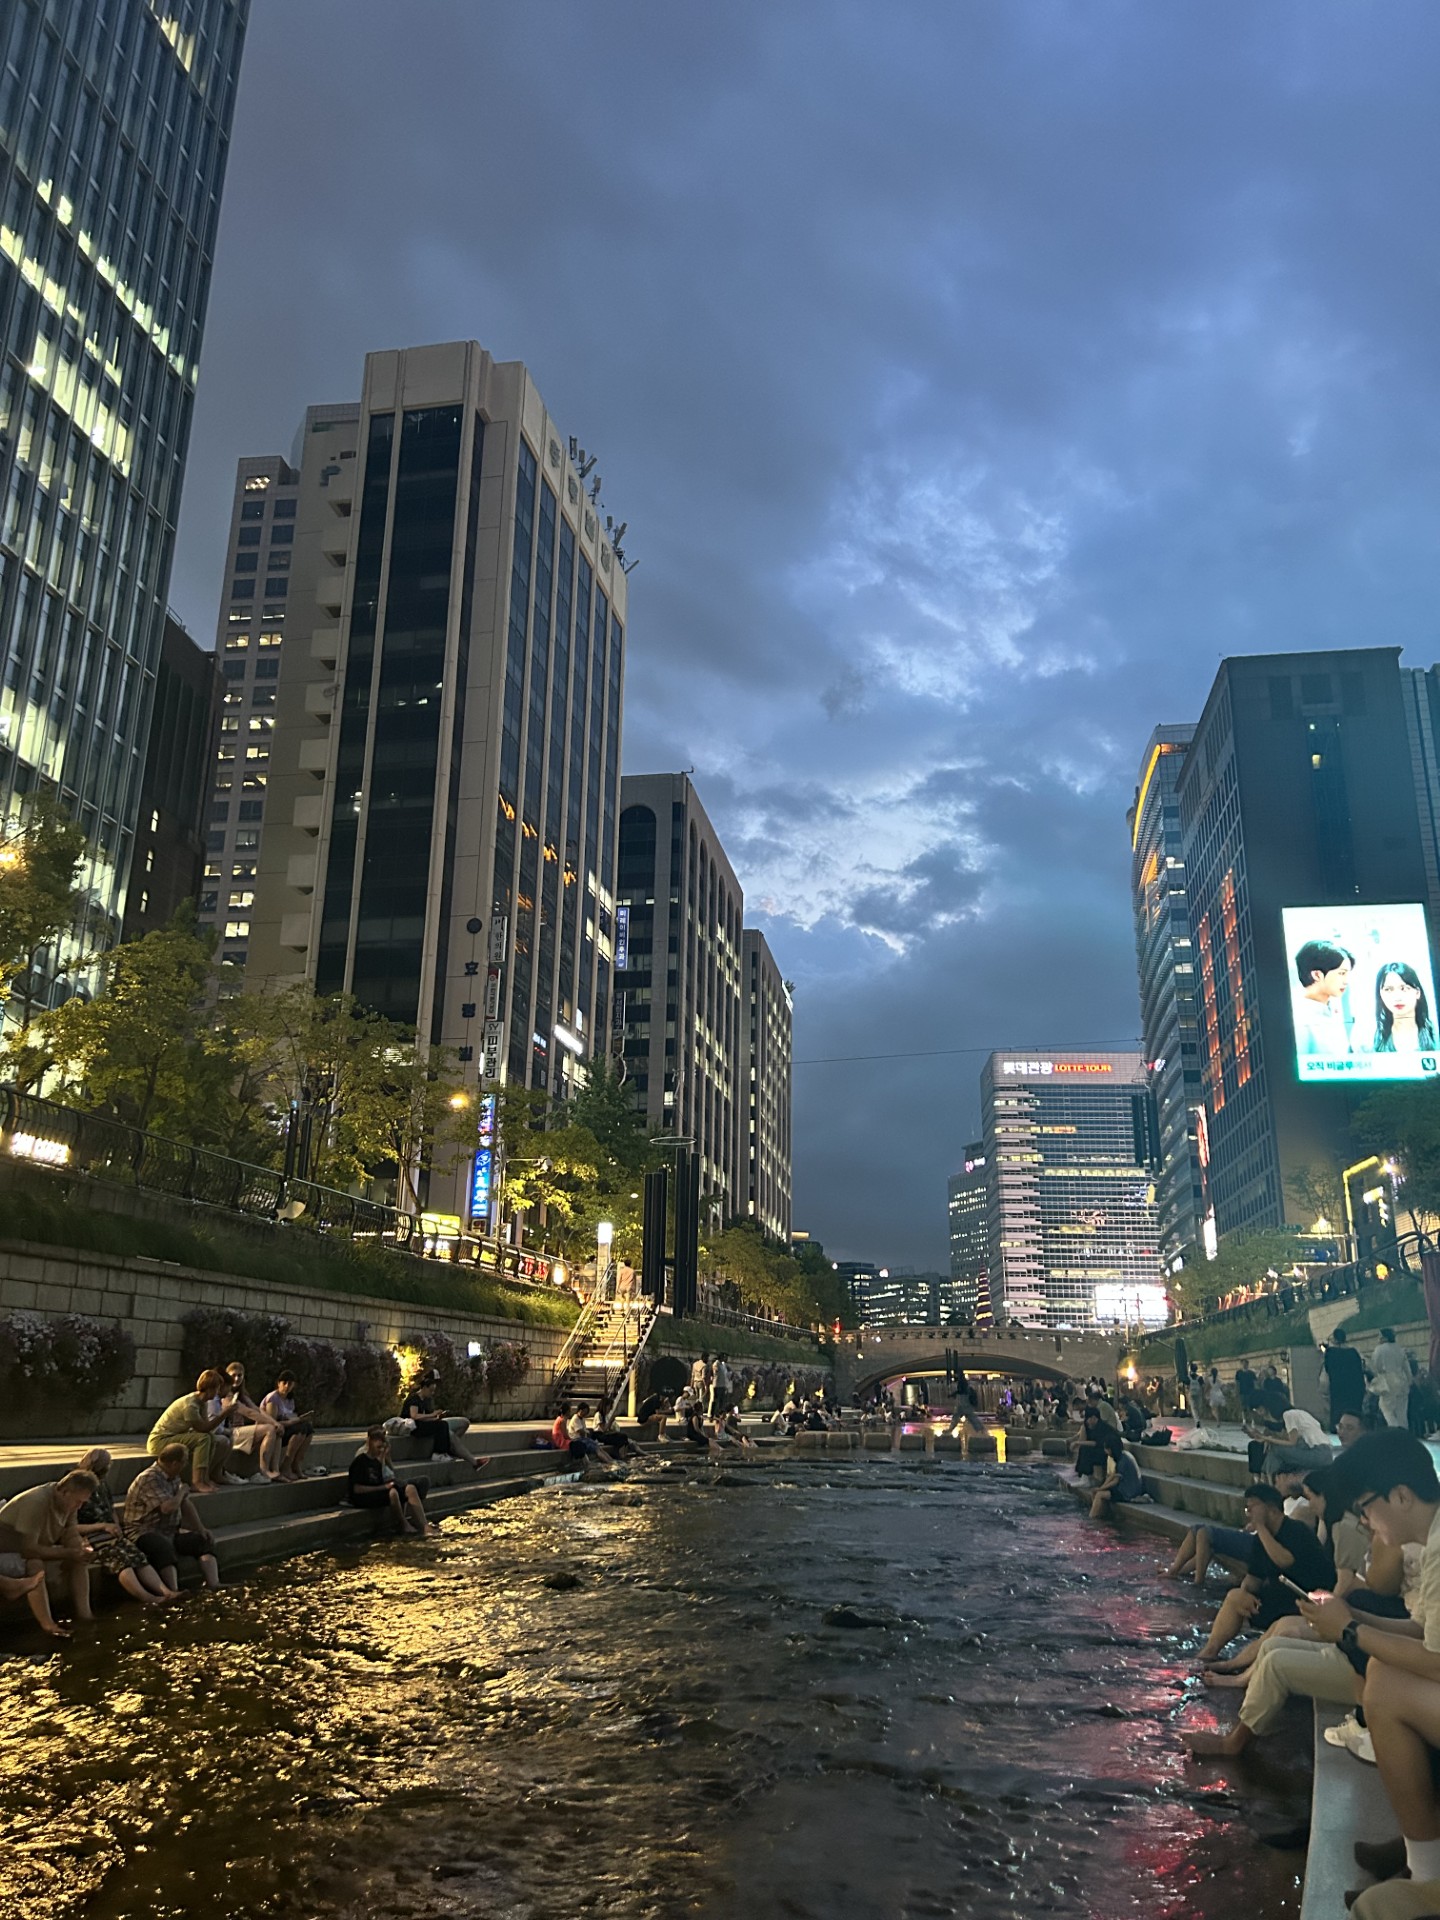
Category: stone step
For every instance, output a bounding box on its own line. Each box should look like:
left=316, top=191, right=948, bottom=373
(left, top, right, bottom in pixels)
left=1301, top=1704, right=1394, bottom=1920
left=1132, top=1443, right=1259, bottom=1489
left=1137, top=1469, right=1249, bottom=1527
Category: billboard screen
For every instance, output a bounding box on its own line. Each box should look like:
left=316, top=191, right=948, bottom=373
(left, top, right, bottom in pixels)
left=1283, top=903, right=1440, bottom=1082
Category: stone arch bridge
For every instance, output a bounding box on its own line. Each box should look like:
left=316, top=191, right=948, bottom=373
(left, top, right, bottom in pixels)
left=834, top=1323, right=1132, bottom=1402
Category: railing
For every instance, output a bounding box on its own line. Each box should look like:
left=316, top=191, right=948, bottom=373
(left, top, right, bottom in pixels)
left=692, top=1298, right=823, bottom=1347
left=0, top=1084, right=559, bottom=1290
left=1164, top=1230, right=1432, bottom=1345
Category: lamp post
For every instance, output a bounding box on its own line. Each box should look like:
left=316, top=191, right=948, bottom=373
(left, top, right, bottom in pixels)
left=597, top=1219, right=614, bottom=1303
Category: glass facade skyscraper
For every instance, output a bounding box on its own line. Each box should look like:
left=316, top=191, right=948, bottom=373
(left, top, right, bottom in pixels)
left=947, top=1142, right=990, bottom=1322
left=0, top=0, right=246, bottom=957
left=1128, top=724, right=1206, bottom=1268
left=980, top=1051, right=1164, bottom=1329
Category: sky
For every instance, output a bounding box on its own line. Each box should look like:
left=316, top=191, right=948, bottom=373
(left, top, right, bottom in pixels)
left=169, top=0, right=1440, bottom=1270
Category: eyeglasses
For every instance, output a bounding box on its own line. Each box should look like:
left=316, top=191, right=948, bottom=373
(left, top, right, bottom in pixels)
left=1354, top=1491, right=1385, bottom=1525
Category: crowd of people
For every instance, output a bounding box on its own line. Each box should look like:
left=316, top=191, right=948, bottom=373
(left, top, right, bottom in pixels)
left=0, top=1360, right=501, bottom=1636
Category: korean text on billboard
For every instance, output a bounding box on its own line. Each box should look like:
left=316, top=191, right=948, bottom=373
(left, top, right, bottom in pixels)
left=1283, top=902, right=1440, bottom=1083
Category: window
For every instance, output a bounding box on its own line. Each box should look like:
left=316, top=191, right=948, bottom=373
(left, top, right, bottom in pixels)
left=223, top=660, right=246, bottom=680
left=236, top=527, right=261, bottom=547
left=220, top=716, right=240, bottom=733
left=224, top=920, right=251, bottom=939
left=242, top=773, right=268, bottom=789
left=262, top=604, right=287, bottom=619
left=244, top=746, right=270, bottom=763
left=237, top=802, right=264, bottom=822
left=258, top=631, right=283, bottom=648
left=223, top=949, right=248, bottom=965
left=200, top=891, right=218, bottom=912
left=264, top=548, right=290, bottom=570
left=240, top=501, right=264, bottom=520
left=251, top=688, right=276, bottom=707
left=204, top=862, right=222, bottom=880
left=206, top=832, right=226, bottom=852
left=273, top=499, right=297, bottom=518
left=227, top=610, right=251, bottom=625
left=263, top=578, right=288, bottom=597
left=138, top=892, right=150, bottom=915
left=230, top=580, right=254, bottom=598
left=233, top=553, right=259, bottom=572
left=268, top=524, right=294, bottom=545
left=149, top=810, right=160, bottom=834
left=231, top=860, right=257, bottom=878
left=224, top=633, right=249, bottom=651
left=254, top=658, right=279, bottom=680
left=208, top=805, right=230, bottom=824
left=244, top=476, right=270, bottom=492
left=227, top=890, right=255, bottom=910
left=247, top=716, right=273, bottom=733
left=235, top=829, right=261, bottom=851
left=223, top=690, right=244, bottom=708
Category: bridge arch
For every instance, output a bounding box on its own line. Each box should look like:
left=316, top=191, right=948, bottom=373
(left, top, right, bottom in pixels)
left=833, top=1324, right=1129, bottom=1403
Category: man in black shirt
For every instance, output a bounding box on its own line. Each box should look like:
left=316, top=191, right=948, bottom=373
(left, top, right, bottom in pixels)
left=1233, top=1364, right=1258, bottom=1419
left=1322, top=1327, right=1367, bottom=1425
left=1196, top=1483, right=1336, bottom=1662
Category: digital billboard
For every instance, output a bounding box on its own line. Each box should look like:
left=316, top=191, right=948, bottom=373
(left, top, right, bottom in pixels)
left=1283, top=903, right=1440, bottom=1083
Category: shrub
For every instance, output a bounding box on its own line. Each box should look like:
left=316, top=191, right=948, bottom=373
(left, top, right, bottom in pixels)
left=484, top=1341, right=530, bottom=1399
left=396, top=1327, right=486, bottom=1416
left=333, top=1341, right=402, bottom=1424
left=179, top=1306, right=290, bottom=1391
left=0, top=1309, right=136, bottom=1414
left=277, top=1334, right=346, bottom=1416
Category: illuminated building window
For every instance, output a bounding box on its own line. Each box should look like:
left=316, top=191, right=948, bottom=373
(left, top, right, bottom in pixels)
left=224, top=920, right=251, bottom=939
left=258, top=631, right=283, bottom=647
left=224, top=633, right=249, bottom=650
left=244, top=476, right=270, bottom=492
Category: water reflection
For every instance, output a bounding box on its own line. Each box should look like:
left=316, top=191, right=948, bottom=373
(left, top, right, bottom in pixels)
left=0, top=1457, right=1305, bottom=1919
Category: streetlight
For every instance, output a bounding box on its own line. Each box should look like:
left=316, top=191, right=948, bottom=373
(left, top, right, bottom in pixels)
left=597, top=1219, right=614, bottom=1302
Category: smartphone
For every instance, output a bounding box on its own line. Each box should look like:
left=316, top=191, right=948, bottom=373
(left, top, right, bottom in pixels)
left=1279, top=1575, right=1313, bottom=1599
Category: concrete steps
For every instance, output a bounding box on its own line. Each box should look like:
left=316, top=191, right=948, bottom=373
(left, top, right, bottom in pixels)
left=1302, top=1705, right=1395, bottom=1920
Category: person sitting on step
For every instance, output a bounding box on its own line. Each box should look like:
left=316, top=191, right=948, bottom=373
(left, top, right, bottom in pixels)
left=347, top=1427, right=433, bottom=1535
left=1089, top=1430, right=1146, bottom=1520
left=0, top=1470, right=99, bottom=1636
left=260, top=1372, right=317, bottom=1481
left=123, top=1443, right=221, bottom=1592
left=1194, top=1483, right=1336, bottom=1664
left=73, top=1448, right=174, bottom=1608
left=403, top=1370, right=489, bottom=1472
left=146, top=1370, right=235, bottom=1494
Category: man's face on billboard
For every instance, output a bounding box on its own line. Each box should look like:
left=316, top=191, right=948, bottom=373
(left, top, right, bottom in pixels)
left=1309, top=956, right=1350, bottom=1000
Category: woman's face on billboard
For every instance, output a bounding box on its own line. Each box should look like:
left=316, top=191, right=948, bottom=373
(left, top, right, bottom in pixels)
left=1380, top=970, right=1420, bottom=1018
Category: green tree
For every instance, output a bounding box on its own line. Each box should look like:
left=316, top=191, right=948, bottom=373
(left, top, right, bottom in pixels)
left=0, top=795, right=88, bottom=1026
left=7, top=915, right=234, bottom=1137
left=1354, top=1083, right=1440, bottom=1230
left=1285, top=1161, right=1345, bottom=1234
left=338, top=1036, right=472, bottom=1214
left=1169, top=1226, right=1310, bottom=1317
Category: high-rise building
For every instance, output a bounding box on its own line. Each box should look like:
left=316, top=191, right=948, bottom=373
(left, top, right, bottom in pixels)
left=947, top=1141, right=990, bottom=1321
left=237, top=343, right=628, bottom=1214
left=1128, top=724, right=1206, bottom=1268
left=833, top=1260, right=881, bottom=1322
left=616, top=773, right=743, bottom=1223
left=1174, top=648, right=1440, bottom=1239
left=120, top=613, right=217, bottom=941
left=197, top=423, right=354, bottom=969
left=742, top=928, right=792, bottom=1240
left=0, top=0, right=247, bottom=961
left=979, top=1050, right=1165, bottom=1329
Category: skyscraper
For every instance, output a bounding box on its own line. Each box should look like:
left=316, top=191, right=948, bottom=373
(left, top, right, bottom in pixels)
left=979, top=1050, right=1164, bottom=1329
left=1128, top=724, right=1206, bottom=1267
left=615, top=773, right=743, bottom=1223
left=0, top=0, right=247, bottom=958
left=120, top=612, right=217, bottom=942
left=742, top=928, right=792, bottom=1240
left=1174, top=648, right=1440, bottom=1238
left=237, top=343, right=628, bottom=1215
left=947, top=1142, right=990, bottom=1321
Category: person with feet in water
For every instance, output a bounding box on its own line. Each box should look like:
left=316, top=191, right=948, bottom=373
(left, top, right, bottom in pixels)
left=403, top=1370, right=491, bottom=1473
left=347, top=1427, right=434, bottom=1535
left=0, top=1469, right=98, bottom=1636
left=1089, top=1430, right=1145, bottom=1520
left=1194, top=1484, right=1336, bottom=1665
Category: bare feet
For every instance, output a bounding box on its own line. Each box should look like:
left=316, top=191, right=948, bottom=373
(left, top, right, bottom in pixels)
left=0, top=1570, right=44, bottom=1600
left=1182, top=1724, right=1251, bottom=1757
left=1202, top=1670, right=1249, bottom=1690
left=472, top=1456, right=492, bottom=1472
left=39, top=1621, right=72, bottom=1638
left=191, top=1482, right=218, bottom=1495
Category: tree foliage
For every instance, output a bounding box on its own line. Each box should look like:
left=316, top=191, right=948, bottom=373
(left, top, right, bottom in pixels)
left=0, top=795, right=88, bottom=1022
left=1169, top=1227, right=1313, bottom=1317
left=1354, top=1083, right=1440, bottom=1230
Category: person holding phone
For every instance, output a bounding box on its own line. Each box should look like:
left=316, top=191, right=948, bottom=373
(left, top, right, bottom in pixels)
left=403, top=1370, right=489, bottom=1473
left=1195, top=1484, right=1336, bottom=1664
left=260, top=1372, right=317, bottom=1481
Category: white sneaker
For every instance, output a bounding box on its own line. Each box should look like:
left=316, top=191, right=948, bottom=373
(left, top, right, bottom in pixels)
left=1323, top=1714, right=1376, bottom=1763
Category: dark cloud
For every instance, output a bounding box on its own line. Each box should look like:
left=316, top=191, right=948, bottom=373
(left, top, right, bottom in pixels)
left=173, top=0, right=1440, bottom=1266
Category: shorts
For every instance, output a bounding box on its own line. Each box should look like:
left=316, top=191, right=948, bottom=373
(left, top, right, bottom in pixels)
left=0, top=1551, right=29, bottom=1578
left=1198, top=1522, right=1254, bottom=1563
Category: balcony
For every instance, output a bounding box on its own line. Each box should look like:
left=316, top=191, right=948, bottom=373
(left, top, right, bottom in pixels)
left=279, top=911, right=312, bottom=952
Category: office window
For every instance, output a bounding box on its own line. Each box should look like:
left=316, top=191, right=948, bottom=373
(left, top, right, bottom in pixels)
left=227, top=891, right=255, bottom=910
left=269, top=524, right=294, bottom=545
left=262, top=604, right=287, bottom=619
left=258, top=631, right=283, bottom=647
left=250, top=688, right=276, bottom=707
left=265, top=549, right=291, bottom=571
left=224, top=920, right=251, bottom=939
left=236, top=527, right=261, bottom=547
left=238, top=802, right=264, bottom=822
left=220, top=716, right=239, bottom=733
left=231, top=861, right=258, bottom=878
left=230, top=580, right=254, bottom=598
left=233, top=553, right=259, bottom=572
left=235, top=829, right=261, bottom=851
left=273, top=499, right=297, bottom=519
left=240, top=501, right=265, bottom=520
left=200, top=891, right=219, bottom=913
left=227, top=611, right=251, bottom=625
left=254, top=658, right=279, bottom=680
left=207, top=832, right=226, bottom=852
left=244, top=476, right=271, bottom=493
left=222, top=661, right=245, bottom=680
left=247, top=716, right=274, bottom=733
left=224, top=633, right=249, bottom=651
left=204, top=863, right=222, bottom=880
left=263, top=578, right=288, bottom=597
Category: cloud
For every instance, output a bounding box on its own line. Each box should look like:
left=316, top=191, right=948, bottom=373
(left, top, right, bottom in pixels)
left=173, top=0, right=1440, bottom=1267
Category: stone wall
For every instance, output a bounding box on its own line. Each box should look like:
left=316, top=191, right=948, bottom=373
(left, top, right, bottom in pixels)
left=0, top=1238, right=834, bottom=1438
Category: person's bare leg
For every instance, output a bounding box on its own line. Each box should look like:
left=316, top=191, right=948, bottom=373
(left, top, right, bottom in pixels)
left=1208, top=1636, right=1267, bottom=1677
left=198, top=1553, right=220, bottom=1591
left=1365, top=1661, right=1440, bottom=1844
left=159, top=1564, right=179, bottom=1593
left=1165, top=1530, right=1198, bottom=1579
left=405, top=1486, right=435, bottom=1535
left=18, top=1565, right=68, bottom=1637
left=1090, top=1491, right=1111, bottom=1519
left=135, top=1561, right=174, bottom=1601
left=1191, top=1528, right=1215, bottom=1589
left=0, top=1568, right=43, bottom=1602
left=1199, top=1591, right=1254, bottom=1662
left=69, top=1562, right=94, bottom=1622
left=259, top=1425, right=283, bottom=1478
left=117, top=1566, right=167, bottom=1608
left=1183, top=1718, right=1253, bottom=1757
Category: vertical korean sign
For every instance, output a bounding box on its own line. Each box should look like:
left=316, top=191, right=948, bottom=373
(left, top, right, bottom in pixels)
left=469, top=1093, right=498, bottom=1232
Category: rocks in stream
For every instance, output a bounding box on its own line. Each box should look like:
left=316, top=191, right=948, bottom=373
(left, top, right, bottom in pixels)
left=823, top=1605, right=887, bottom=1630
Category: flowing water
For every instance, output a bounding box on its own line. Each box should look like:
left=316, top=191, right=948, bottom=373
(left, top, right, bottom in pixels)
left=0, top=1454, right=1308, bottom=1920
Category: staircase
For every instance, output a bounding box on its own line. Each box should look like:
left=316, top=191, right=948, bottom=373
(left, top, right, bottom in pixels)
left=551, top=1299, right=660, bottom=1416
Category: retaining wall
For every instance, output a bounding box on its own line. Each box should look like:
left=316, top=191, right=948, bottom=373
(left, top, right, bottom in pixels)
left=0, top=1239, right=833, bottom=1437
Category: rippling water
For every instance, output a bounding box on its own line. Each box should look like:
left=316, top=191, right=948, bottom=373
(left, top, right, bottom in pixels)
left=0, top=1455, right=1307, bottom=1920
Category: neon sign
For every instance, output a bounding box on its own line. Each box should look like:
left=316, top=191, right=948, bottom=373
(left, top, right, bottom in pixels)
left=468, top=1094, right=497, bottom=1227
